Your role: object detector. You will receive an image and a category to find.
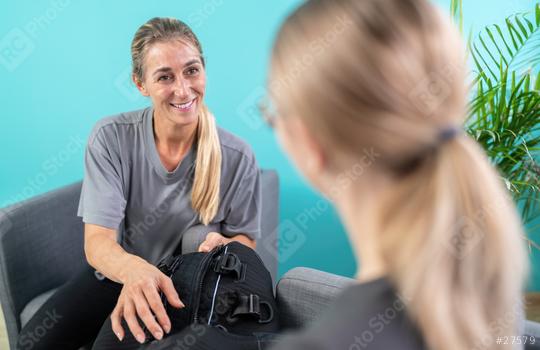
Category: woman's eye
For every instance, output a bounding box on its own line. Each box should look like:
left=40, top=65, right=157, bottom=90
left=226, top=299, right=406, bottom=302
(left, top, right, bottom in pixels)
left=158, top=75, right=172, bottom=81
left=186, top=67, right=200, bottom=76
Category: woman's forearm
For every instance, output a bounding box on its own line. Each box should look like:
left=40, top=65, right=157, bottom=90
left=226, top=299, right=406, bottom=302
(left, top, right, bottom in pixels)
left=84, top=223, right=144, bottom=284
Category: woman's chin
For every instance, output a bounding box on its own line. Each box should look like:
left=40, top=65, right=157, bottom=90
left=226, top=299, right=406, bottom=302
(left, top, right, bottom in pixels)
left=170, top=114, right=198, bottom=127
left=164, top=105, right=199, bottom=125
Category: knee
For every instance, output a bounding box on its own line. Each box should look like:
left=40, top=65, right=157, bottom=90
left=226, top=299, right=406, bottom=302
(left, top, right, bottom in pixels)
left=16, top=317, right=62, bottom=350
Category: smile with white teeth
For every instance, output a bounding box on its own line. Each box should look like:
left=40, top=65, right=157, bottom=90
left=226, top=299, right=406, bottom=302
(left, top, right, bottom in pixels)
left=170, top=99, right=195, bottom=111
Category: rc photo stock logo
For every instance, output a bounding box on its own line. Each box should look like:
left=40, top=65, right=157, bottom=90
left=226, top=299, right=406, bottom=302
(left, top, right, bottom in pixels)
left=409, top=63, right=459, bottom=117
left=445, top=216, right=485, bottom=260
left=262, top=219, right=307, bottom=263
left=0, top=28, right=35, bottom=71
left=114, top=65, right=146, bottom=103
left=17, top=308, right=63, bottom=350
left=0, top=0, right=71, bottom=72
left=237, top=86, right=266, bottom=131
left=186, top=0, right=224, bottom=29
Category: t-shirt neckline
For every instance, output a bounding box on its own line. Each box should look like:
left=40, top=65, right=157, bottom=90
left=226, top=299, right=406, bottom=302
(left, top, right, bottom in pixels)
left=143, top=107, right=196, bottom=182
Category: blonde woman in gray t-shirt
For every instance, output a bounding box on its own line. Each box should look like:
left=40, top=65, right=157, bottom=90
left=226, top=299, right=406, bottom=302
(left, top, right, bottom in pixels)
left=17, top=17, right=261, bottom=350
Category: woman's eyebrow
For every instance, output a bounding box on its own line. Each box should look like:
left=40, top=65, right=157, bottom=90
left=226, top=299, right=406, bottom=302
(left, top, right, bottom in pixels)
left=183, top=59, right=201, bottom=67
left=152, top=67, right=173, bottom=76
left=152, top=59, right=201, bottom=76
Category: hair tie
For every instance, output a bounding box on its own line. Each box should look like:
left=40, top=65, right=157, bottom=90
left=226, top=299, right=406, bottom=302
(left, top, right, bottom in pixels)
left=438, top=126, right=462, bottom=144
left=389, top=126, right=463, bottom=176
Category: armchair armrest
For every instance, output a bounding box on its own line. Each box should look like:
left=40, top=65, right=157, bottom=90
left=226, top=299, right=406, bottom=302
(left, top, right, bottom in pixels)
left=0, top=182, right=85, bottom=347
left=276, top=267, right=355, bottom=330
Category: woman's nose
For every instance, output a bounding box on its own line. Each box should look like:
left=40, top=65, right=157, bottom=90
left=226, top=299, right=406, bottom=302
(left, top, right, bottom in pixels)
left=173, top=78, right=189, bottom=98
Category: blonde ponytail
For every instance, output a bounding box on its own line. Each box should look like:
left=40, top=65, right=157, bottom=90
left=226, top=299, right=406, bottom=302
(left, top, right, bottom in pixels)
left=192, top=105, right=222, bottom=225
left=378, top=136, right=527, bottom=350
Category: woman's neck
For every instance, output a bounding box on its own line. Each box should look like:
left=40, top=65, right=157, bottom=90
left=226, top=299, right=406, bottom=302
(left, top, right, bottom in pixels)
left=153, top=111, right=198, bottom=157
left=331, top=175, right=389, bottom=283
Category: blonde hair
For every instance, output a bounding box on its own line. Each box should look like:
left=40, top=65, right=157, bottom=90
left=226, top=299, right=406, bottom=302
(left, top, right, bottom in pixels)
left=270, top=1, right=528, bottom=349
left=131, top=17, right=221, bottom=225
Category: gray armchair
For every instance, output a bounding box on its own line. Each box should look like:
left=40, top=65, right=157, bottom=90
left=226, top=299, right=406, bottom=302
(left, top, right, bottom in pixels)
left=0, top=170, right=279, bottom=349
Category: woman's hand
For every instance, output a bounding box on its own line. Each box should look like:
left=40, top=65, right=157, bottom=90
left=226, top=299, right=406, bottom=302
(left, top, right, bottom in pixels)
left=198, top=232, right=257, bottom=252
left=111, top=256, right=184, bottom=344
left=198, top=232, right=232, bottom=252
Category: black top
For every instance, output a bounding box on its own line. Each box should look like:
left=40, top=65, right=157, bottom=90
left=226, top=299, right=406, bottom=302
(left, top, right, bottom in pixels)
left=271, top=277, right=427, bottom=350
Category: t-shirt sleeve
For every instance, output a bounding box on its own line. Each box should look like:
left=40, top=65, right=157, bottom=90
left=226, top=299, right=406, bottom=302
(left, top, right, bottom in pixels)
left=77, top=125, right=126, bottom=230
left=221, top=162, right=262, bottom=240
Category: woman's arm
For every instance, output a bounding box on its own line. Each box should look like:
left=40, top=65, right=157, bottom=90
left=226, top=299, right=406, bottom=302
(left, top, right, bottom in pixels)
left=84, top=223, right=138, bottom=283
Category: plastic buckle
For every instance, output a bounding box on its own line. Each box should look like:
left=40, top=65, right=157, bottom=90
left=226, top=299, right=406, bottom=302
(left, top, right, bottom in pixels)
left=213, top=252, right=243, bottom=279
left=245, top=294, right=260, bottom=315
left=258, top=300, right=274, bottom=324
left=227, top=294, right=274, bottom=324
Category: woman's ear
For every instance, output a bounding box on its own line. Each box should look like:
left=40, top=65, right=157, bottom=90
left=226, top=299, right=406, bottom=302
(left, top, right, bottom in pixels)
left=276, top=116, right=327, bottom=185
left=296, top=118, right=326, bottom=174
left=132, top=74, right=150, bottom=97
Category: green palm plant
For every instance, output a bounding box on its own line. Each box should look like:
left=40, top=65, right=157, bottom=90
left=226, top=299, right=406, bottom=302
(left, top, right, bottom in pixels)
left=458, top=2, right=540, bottom=241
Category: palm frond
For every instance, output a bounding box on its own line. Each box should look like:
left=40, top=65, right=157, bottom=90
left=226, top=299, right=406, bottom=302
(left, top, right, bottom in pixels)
left=470, top=4, right=540, bottom=81
left=450, top=0, right=463, bottom=33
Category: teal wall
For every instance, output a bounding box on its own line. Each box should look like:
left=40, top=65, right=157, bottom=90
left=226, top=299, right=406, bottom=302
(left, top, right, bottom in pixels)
left=1, top=0, right=538, bottom=289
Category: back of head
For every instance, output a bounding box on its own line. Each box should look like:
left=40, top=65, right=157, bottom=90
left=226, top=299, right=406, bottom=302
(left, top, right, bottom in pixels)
left=270, top=1, right=528, bottom=349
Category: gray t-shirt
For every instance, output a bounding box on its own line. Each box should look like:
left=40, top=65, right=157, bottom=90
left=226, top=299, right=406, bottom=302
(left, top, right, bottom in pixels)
left=77, top=107, right=261, bottom=264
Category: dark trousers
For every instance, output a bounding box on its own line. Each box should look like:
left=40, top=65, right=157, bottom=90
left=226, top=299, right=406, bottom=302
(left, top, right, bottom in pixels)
left=15, top=264, right=141, bottom=350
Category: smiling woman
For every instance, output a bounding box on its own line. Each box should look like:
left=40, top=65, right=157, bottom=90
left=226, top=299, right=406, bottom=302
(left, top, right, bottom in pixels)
left=15, top=17, right=262, bottom=350
left=130, top=18, right=221, bottom=225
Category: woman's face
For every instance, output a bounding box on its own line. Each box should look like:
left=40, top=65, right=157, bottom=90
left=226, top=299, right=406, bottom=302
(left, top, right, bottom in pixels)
left=135, top=40, right=206, bottom=126
left=273, top=109, right=328, bottom=195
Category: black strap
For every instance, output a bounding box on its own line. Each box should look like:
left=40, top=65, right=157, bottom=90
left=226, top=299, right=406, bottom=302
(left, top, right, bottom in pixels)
left=157, top=255, right=182, bottom=276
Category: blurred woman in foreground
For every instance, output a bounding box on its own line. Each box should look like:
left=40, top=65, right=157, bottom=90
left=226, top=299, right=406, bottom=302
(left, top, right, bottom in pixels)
left=266, top=0, right=528, bottom=349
